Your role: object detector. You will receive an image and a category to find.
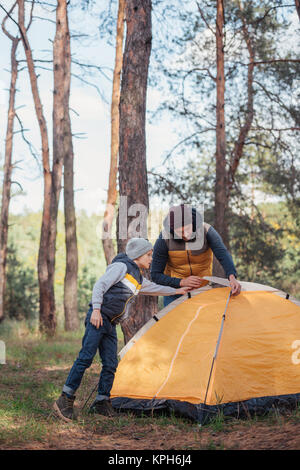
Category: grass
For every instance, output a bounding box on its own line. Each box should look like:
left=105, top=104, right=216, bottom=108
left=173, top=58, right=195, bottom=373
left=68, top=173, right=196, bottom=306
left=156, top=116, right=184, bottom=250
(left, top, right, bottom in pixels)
left=0, top=319, right=195, bottom=448
left=0, top=319, right=300, bottom=450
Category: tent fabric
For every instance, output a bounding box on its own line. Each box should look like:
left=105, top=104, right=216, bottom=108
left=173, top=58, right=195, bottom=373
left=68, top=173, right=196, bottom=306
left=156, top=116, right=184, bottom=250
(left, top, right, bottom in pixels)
left=111, top=281, right=300, bottom=422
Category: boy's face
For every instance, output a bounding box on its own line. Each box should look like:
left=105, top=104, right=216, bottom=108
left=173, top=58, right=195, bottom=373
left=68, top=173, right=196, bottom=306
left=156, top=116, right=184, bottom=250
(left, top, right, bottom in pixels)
left=134, top=250, right=153, bottom=269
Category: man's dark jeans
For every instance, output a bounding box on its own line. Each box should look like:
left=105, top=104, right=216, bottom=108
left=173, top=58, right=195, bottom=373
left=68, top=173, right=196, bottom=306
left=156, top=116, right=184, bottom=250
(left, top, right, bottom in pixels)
left=163, top=294, right=182, bottom=307
left=63, top=308, right=118, bottom=399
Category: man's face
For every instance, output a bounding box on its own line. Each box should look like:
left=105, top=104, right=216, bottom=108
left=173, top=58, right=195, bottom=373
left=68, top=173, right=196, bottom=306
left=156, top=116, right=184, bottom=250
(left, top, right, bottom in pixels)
left=174, top=223, right=194, bottom=241
left=135, top=250, right=153, bottom=269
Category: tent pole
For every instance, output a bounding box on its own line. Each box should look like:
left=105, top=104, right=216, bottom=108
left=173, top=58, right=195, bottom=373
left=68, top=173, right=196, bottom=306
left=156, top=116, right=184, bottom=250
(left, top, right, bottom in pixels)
left=198, top=290, right=232, bottom=425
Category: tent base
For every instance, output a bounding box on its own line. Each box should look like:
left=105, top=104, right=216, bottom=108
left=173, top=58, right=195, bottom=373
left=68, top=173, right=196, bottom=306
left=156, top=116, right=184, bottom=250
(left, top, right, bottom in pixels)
left=111, top=393, right=300, bottom=424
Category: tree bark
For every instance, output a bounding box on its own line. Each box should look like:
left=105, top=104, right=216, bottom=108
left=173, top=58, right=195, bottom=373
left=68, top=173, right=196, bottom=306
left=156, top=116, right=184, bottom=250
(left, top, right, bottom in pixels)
left=102, top=0, right=125, bottom=265
left=215, top=0, right=227, bottom=243
left=0, top=5, right=20, bottom=322
left=295, top=0, right=300, bottom=21
left=118, top=0, right=157, bottom=344
left=213, top=0, right=227, bottom=276
left=17, top=0, right=56, bottom=334
left=60, top=0, right=79, bottom=331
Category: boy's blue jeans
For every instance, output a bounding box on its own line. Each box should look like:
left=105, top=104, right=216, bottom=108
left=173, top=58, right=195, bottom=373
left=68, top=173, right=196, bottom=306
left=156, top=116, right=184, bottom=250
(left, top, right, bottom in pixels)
left=63, top=308, right=118, bottom=401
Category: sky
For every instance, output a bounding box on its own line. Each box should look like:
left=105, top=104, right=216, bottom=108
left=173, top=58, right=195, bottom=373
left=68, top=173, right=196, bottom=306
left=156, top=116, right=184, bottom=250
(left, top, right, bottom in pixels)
left=0, top=1, right=180, bottom=217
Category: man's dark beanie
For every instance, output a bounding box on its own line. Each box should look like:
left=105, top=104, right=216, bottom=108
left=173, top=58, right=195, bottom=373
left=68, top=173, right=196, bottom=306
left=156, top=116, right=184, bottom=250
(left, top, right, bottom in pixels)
left=166, top=204, right=203, bottom=232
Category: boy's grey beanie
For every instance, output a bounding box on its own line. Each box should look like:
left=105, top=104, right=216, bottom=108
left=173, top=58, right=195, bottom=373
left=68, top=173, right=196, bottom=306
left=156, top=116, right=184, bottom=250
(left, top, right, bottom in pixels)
left=126, top=238, right=153, bottom=260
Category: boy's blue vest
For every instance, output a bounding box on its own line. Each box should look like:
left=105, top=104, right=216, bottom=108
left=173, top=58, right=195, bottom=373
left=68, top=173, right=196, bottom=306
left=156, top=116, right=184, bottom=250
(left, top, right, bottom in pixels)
left=100, top=253, right=143, bottom=325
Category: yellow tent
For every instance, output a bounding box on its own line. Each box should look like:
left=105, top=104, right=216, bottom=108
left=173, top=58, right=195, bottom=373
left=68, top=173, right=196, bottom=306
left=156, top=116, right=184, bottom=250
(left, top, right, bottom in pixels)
left=111, top=278, right=300, bottom=422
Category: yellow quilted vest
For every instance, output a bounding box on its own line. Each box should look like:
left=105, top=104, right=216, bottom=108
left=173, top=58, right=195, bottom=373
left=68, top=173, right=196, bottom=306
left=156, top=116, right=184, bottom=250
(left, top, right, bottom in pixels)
left=163, top=223, right=213, bottom=287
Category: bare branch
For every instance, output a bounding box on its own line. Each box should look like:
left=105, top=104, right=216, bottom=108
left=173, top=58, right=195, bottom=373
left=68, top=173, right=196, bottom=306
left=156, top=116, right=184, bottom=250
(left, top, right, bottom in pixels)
left=251, top=125, right=300, bottom=132
left=71, top=132, right=87, bottom=140
left=148, top=171, right=188, bottom=201
left=26, top=0, right=35, bottom=31
left=32, top=15, right=55, bottom=24
left=11, top=180, right=24, bottom=191
left=254, top=79, right=297, bottom=120
left=196, top=1, right=216, bottom=37
left=15, top=112, right=41, bottom=168
left=252, top=4, right=296, bottom=26
left=1, top=1, right=18, bottom=41
left=0, top=2, right=28, bottom=49
left=162, top=129, right=215, bottom=164
left=71, top=72, right=108, bottom=103
left=71, top=58, right=113, bottom=81
left=253, top=59, right=300, bottom=65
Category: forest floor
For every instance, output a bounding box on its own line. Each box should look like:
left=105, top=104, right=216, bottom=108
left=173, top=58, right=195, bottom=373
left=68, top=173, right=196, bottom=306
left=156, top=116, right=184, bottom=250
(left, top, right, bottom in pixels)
left=0, top=321, right=300, bottom=452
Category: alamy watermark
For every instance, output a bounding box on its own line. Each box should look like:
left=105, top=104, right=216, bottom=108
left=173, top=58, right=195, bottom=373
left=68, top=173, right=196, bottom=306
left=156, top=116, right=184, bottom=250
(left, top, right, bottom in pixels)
left=0, top=340, right=5, bottom=365
left=97, top=198, right=205, bottom=247
left=291, top=340, right=300, bottom=365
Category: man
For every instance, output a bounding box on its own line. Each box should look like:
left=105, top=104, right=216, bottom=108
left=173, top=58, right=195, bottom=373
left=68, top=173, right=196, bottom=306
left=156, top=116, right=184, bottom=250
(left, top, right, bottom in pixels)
left=151, top=204, right=241, bottom=306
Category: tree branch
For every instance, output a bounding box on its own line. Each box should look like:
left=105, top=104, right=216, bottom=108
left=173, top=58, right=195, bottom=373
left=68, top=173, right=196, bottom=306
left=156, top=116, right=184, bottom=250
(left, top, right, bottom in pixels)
left=1, top=1, right=18, bottom=41
left=162, top=129, right=215, bottom=164
left=253, top=59, right=300, bottom=65
left=196, top=1, right=216, bottom=37
left=0, top=2, right=28, bottom=49
left=148, top=171, right=188, bottom=201
left=15, top=112, right=41, bottom=168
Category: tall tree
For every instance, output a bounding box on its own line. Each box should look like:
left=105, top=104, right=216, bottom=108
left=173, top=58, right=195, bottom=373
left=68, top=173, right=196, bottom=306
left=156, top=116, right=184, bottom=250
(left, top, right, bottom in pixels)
left=118, top=0, right=156, bottom=343
left=0, top=2, right=21, bottom=323
left=56, top=0, right=79, bottom=331
left=102, top=0, right=125, bottom=265
left=215, top=0, right=227, bottom=247
left=17, top=0, right=56, bottom=334
left=151, top=0, right=299, bottom=247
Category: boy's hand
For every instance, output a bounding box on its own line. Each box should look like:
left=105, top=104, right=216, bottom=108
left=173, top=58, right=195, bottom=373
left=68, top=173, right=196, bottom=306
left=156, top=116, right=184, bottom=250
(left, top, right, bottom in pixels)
left=90, top=309, right=103, bottom=329
left=175, top=286, right=192, bottom=295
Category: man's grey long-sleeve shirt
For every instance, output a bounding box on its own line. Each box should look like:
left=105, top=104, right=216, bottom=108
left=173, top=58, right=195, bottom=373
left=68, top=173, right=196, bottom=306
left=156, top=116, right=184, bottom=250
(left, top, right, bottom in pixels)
left=92, top=262, right=177, bottom=310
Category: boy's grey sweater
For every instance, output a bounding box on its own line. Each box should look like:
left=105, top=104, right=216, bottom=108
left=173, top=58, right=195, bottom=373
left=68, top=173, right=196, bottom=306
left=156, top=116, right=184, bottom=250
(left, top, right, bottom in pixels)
left=92, top=262, right=178, bottom=310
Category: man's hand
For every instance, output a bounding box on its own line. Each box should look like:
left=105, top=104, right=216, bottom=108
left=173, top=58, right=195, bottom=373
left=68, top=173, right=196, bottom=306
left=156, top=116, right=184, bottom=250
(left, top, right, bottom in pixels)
left=90, top=309, right=103, bottom=329
left=180, top=276, right=204, bottom=288
left=229, top=275, right=241, bottom=296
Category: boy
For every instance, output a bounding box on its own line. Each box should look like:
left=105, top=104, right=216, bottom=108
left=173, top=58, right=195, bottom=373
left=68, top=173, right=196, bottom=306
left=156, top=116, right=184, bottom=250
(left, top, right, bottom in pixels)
left=53, top=238, right=189, bottom=421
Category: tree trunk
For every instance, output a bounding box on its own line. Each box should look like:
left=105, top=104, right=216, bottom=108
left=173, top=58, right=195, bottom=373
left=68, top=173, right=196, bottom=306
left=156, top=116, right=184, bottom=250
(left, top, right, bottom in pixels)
left=17, top=0, right=55, bottom=334
left=118, top=0, right=157, bottom=343
left=295, top=0, right=300, bottom=21
left=60, top=0, right=79, bottom=331
left=213, top=0, right=227, bottom=277
left=214, top=0, right=228, bottom=251
left=0, top=15, right=20, bottom=322
left=102, top=0, right=125, bottom=265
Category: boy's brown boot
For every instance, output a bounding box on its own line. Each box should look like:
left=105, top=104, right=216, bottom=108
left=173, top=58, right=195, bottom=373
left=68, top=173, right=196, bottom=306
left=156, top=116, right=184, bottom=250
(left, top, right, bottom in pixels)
left=53, top=392, right=77, bottom=422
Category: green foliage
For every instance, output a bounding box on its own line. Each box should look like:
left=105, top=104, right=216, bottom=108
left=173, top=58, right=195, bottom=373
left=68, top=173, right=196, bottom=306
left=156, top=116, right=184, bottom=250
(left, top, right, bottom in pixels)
left=229, top=209, right=284, bottom=285
left=77, top=266, right=97, bottom=317
left=3, top=210, right=107, bottom=324
left=4, top=244, right=39, bottom=322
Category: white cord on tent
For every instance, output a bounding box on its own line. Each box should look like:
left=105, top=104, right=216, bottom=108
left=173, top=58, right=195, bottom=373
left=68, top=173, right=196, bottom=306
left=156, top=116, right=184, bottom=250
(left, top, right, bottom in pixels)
left=153, top=304, right=205, bottom=399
